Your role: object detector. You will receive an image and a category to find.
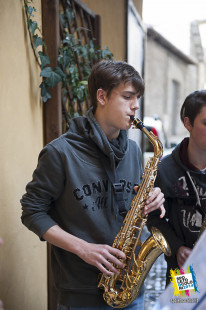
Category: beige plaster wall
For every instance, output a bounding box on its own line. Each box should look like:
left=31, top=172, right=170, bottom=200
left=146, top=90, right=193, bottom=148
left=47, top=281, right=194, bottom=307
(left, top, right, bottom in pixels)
left=82, top=0, right=143, bottom=61
left=82, top=0, right=126, bottom=61
left=0, top=1, right=47, bottom=309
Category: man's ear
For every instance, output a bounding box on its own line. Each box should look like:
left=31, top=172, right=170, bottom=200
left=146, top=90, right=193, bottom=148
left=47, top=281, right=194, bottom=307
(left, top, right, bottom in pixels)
left=184, top=117, right=192, bottom=132
left=96, top=89, right=106, bottom=106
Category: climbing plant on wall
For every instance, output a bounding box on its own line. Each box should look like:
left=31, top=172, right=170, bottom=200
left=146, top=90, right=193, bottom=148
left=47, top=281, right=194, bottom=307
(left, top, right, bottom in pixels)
left=24, top=0, right=113, bottom=127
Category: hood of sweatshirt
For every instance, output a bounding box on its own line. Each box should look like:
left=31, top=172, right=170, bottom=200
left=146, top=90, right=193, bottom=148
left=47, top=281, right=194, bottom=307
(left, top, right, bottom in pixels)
left=172, top=139, right=206, bottom=187
left=65, top=108, right=129, bottom=169
left=169, top=139, right=206, bottom=213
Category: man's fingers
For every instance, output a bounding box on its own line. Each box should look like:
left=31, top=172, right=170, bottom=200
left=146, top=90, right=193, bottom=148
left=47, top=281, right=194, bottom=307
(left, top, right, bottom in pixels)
left=143, top=187, right=165, bottom=218
left=86, top=244, right=127, bottom=275
left=97, top=249, right=126, bottom=275
left=109, top=247, right=126, bottom=260
left=177, top=246, right=192, bottom=268
left=159, top=205, right=166, bottom=218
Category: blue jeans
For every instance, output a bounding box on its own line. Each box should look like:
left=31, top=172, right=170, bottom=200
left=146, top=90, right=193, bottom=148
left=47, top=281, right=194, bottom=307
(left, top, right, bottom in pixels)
left=57, top=300, right=141, bottom=309
left=57, top=288, right=144, bottom=310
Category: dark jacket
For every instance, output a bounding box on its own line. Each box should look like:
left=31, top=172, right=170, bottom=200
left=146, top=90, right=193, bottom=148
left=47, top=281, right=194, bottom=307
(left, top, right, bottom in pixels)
left=147, top=138, right=206, bottom=284
left=21, top=108, right=143, bottom=306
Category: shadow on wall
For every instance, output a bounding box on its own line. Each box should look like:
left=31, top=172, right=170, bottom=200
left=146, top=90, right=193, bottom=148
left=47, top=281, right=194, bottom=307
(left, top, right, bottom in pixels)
left=0, top=238, right=5, bottom=310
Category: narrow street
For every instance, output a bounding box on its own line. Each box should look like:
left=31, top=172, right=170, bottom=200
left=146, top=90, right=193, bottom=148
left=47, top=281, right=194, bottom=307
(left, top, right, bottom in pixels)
left=144, top=254, right=167, bottom=309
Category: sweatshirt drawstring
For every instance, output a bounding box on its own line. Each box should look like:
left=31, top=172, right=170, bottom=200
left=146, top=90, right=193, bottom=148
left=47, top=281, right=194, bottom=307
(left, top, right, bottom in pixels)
left=186, top=170, right=201, bottom=209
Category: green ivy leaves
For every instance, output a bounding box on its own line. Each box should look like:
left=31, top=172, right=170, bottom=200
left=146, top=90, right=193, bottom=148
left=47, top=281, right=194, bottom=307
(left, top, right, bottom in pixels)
left=40, top=67, right=65, bottom=88
left=38, top=52, right=50, bottom=69
left=24, top=0, right=113, bottom=110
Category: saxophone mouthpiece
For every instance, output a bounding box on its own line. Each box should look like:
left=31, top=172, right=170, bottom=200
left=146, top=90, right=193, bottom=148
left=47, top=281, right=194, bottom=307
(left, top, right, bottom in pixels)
left=130, top=117, right=144, bottom=130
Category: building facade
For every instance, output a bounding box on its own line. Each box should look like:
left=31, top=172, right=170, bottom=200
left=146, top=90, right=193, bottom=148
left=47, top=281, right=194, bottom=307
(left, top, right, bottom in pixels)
left=144, top=26, right=198, bottom=145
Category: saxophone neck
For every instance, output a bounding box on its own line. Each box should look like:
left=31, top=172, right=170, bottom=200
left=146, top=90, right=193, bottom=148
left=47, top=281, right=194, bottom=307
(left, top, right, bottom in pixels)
left=142, top=127, right=163, bottom=158
left=131, top=117, right=163, bottom=159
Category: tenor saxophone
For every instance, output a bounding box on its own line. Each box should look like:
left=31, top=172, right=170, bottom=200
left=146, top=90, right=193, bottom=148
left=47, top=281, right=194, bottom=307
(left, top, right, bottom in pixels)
left=98, top=117, right=171, bottom=308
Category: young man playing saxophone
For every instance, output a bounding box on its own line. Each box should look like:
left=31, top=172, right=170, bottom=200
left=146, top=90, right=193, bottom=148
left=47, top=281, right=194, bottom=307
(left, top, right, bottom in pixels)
left=21, top=60, right=165, bottom=310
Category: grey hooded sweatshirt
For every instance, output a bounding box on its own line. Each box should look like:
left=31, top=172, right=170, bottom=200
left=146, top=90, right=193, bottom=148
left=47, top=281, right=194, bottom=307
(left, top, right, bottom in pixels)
left=147, top=138, right=206, bottom=285
left=21, top=108, right=143, bottom=306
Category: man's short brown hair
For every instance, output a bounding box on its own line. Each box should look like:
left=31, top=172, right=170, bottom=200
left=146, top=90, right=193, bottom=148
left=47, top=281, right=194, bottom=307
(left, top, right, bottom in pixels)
left=180, top=90, right=206, bottom=125
left=88, top=60, right=145, bottom=111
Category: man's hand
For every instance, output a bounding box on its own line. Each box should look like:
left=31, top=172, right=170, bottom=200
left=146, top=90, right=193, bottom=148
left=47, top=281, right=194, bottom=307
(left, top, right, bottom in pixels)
left=133, top=186, right=165, bottom=218
left=134, top=186, right=165, bottom=218
left=144, top=187, right=165, bottom=218
left=77, top=242, right=126, bottom=276
left=177, top=246, right=192, bottom=268
left=43, top=225, right=126, bottom=276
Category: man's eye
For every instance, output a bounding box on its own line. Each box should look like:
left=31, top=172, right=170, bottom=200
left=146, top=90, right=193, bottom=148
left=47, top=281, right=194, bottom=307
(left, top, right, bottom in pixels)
left=123, top=96, right=130, bottom=100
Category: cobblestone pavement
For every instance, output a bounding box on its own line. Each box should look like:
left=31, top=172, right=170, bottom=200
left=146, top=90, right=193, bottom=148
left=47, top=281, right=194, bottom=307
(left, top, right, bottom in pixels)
left=144, top=253, right=167, bottom=309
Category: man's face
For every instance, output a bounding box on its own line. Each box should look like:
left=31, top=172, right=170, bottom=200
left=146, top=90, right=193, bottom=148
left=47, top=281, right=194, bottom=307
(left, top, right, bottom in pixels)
left=188, top=106, right=206, bottom=152
left=96, top=82, right=140, bottom=139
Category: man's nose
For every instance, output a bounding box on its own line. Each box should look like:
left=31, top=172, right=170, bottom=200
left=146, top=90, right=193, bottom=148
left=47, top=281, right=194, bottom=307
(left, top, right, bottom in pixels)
left=131, top=98, right=139, bottom=110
